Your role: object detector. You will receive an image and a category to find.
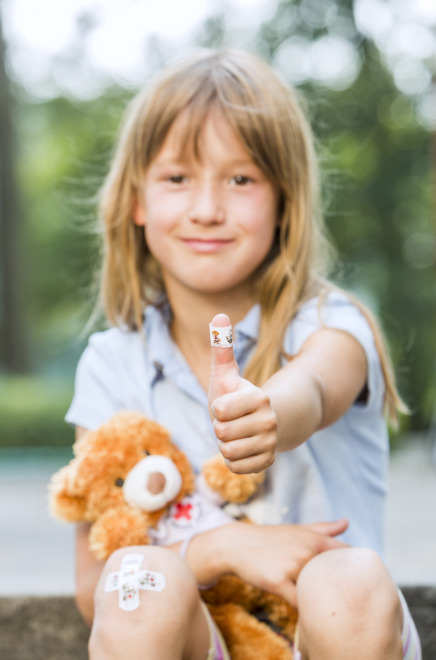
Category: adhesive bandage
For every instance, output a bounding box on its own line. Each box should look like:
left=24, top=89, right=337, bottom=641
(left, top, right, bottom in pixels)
left=104, top=553, right=166, bottom=611
left=209, top=324, right=233, bottom=348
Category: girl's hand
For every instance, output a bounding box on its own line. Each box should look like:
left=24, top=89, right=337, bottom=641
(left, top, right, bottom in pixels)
left=208, top=313, right=277, bottom=474
left=225, top=520, right=349, bottom=607
left=186, top=518, right=349, bottom=608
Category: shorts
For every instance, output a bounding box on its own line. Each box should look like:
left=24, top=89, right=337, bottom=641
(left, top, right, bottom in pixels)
left=292, top=589, right=421, bottom=660
left=201, top=601, right=231, bottom=660
left=399, top=590, right=422, bottom=660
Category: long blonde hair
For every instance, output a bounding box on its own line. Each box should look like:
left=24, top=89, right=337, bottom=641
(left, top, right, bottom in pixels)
left=97, top=48, right=406, bottom=426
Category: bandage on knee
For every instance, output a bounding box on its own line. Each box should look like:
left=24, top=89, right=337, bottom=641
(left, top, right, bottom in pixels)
left=104, top=553, right=166, bottom=611
left=209, top=324, right=233, bottom=347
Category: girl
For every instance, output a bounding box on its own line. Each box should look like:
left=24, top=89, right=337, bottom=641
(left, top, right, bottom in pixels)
left=66, top=49, right=421, bottom=658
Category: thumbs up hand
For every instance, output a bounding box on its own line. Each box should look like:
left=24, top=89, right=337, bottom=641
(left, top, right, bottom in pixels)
left=208, top=314, right=277, bottom=474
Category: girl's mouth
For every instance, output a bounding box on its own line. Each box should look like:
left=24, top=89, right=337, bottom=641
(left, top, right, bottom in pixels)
left=180, top=238, right=234, bottom=253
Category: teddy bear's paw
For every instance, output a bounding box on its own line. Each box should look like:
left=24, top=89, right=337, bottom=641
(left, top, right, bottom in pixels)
left=202, top=454, right=265, bottom=504
left=254, top=592, right=298, bottom=640
left=89, top=506, right=150, bottom=560
left=207, top=603, right=294, bottom=660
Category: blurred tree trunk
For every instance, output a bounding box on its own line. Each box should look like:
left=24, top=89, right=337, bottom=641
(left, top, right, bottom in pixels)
left=0, top=11, right=27, bottom=372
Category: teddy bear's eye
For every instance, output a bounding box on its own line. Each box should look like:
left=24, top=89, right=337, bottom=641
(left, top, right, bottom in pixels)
left=115, top=477, right=124, bottom=487
left=143, top=450, right=150, bottom=456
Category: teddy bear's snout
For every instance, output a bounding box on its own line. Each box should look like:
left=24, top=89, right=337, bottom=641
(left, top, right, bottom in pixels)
left=123, top=455, right=183, bottom=512
left=147, top=471, right=166, bottom=495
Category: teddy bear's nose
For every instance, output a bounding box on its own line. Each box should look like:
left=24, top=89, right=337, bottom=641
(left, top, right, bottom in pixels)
left=147, top=471, right=166, bottom=495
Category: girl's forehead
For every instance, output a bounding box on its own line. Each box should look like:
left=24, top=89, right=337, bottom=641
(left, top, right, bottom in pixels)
left=156, top=109, right=251, bottom=164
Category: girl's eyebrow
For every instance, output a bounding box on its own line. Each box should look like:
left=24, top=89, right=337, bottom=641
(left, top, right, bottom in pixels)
left=148, top=158, right=191, bottom=174
left=152, top=155, right=189, bottom=167
left=154, top=155, right=259, bottom=169
left=224, top=157, right=258, bottom=168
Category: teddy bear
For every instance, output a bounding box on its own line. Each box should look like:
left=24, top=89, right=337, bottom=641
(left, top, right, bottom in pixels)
left=49, top=411, right=297, bottom=659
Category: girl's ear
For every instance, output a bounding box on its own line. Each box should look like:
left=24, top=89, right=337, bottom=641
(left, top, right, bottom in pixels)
left=132, top=195, right=146, bottom=227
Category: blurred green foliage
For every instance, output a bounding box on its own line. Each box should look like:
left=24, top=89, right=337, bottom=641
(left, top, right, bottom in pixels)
left=15, top=88, right=131, bottom=360
left=0, top=0, right=434, bottom=446
left=0, top=376, right=74, bottom=447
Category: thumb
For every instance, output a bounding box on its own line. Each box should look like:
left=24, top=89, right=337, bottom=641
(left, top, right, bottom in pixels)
left=208, top=313, right=240, bottom=408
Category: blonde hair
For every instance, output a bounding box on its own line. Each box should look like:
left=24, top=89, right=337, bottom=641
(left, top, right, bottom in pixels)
left=97, top=48, right=406, bottom=426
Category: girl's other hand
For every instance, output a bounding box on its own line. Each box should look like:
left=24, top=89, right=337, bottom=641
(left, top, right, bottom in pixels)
left=225, top=519, right=349, bottom=607
left=208, top=313, right=277, bottom=474
left=189, top=518, right=349, bottom=608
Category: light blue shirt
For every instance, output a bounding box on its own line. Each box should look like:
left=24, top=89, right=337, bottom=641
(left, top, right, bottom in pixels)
left=66, top=292, right=389, bottom=556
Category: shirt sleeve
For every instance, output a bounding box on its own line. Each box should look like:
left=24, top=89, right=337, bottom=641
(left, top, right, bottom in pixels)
left=285, top=292, right=385, bottom=411
left=65, top=328, right=146, bottom=431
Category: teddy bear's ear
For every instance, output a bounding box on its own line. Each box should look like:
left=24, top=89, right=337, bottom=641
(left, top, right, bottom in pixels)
left=48, top=464, right=88, bottom=522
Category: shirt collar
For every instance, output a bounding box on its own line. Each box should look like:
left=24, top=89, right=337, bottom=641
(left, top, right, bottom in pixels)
left=143, top=302, right=175, bottom=374
left=234, top=303, right=260, bottom=343
left=143, top=301, right=260, bottom=391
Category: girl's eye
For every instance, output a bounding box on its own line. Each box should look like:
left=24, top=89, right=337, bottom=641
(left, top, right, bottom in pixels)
left=168, top=174, right=186, bottom=184
left=115, top=477, right=124, bottom=487
left=231, top=175, right=251, bottom=186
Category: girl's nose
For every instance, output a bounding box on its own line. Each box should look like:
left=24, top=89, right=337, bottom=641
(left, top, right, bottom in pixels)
left=189, top=180, right=224, bottom=224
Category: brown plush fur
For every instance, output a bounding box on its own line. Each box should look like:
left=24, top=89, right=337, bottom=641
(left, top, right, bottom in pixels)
left=49, top=411, right=296, bottom=658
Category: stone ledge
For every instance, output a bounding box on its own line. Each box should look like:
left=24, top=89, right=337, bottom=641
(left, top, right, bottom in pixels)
left=402, top=586, right=436, bottom=658
left=0, top=596, right=89, bottom=660
left=0, top=587, right=435, bottom=659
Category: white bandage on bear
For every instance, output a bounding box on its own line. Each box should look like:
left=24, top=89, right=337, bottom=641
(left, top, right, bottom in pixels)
left=209, top=324, right=233, bottom=347
left=104, top=553, right=166, bottom=611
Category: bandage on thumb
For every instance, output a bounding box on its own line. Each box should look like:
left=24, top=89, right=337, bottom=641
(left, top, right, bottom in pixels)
left=208, top=313, right=240, bottom=407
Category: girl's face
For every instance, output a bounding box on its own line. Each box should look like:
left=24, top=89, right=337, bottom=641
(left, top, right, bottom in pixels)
left=134, top=111, right=279, bottom=302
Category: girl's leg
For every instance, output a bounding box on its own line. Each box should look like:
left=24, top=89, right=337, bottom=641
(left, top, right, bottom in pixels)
left=89, top=546, right=210, bottom=660
left=296, top=547, right=404, bottom=660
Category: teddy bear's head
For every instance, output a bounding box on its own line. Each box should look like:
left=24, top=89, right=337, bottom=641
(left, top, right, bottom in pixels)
left=49, top=411, right=196, bottom=524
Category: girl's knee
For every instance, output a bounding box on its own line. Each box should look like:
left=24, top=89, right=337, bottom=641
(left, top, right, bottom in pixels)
left=299, top=547, right=391, bottom=592
left=296, top=548, right=404, bottom=658
left=297, top=547, right=401, bottom=626
left=91, top=546, right=199, bottom=651
left=103, top=545, right=195, bottom=582
left=96, top=545, right=198, bottom=611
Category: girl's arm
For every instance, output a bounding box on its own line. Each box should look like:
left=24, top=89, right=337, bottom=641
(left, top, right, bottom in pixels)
left=209, top=315, right=367, bottom=473
left=75, top=521, right=105, bottom=626
left=74, top=427, right=106, bottom=626
left=264, top=327, right=367, bottom=450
